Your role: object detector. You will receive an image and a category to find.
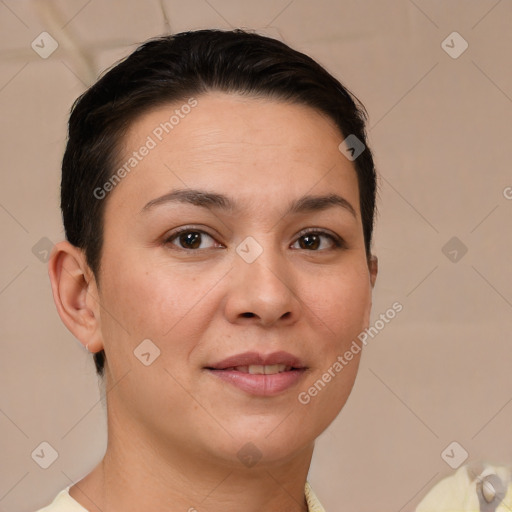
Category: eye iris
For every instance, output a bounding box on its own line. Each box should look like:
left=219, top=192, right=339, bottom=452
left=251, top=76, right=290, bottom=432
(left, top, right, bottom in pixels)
left=180, top=231, right=201, bottom=249
left=300, top=234, right=320, bottom=250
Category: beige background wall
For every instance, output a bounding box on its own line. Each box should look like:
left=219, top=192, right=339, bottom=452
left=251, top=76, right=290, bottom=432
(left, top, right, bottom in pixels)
left=1, top=1, right=511, bottom=511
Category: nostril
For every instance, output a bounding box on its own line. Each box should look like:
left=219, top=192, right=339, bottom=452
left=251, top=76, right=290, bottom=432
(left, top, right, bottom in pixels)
left=241, top=312, right=255, bottom=318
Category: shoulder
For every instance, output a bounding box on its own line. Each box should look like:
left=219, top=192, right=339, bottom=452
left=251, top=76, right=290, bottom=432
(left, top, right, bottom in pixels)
left=416, top=463, right=512, bottom=512
left=34, top=486, right=89, bottom=512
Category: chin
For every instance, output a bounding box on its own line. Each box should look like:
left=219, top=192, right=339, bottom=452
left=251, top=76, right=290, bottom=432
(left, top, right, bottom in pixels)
left=203, top=419, right=317, bottom=469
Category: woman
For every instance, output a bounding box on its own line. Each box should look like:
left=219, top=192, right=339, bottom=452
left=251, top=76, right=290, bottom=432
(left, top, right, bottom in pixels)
left=42, top=28, right=378, bottom=512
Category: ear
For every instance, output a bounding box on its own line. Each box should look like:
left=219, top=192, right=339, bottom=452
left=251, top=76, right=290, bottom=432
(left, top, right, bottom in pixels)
left=47, top=241, right=104, bottom=353
left=368, top=254, right=378, bottom=289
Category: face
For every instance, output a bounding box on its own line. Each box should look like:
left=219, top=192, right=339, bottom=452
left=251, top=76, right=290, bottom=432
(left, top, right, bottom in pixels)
left=94, top=91, right=377, bottom=467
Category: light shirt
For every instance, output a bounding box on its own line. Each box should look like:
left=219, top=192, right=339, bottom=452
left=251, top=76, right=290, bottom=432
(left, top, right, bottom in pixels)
left=35, top=481, right=326, bottom=512
left=416, top=463, right=512, bottom=512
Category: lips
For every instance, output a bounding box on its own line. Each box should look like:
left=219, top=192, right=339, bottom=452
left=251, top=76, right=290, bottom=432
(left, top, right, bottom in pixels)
left=205, top=351, right=307, bottom=396
left=207, top=351, right=305, bottom=370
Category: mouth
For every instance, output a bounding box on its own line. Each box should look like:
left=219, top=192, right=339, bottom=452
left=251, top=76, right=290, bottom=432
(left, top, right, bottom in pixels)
left=205, top=351, right=308, bottom=396
left=221, top=364, right=294, bottom=374
left=206, top=350, right=306, bottom=370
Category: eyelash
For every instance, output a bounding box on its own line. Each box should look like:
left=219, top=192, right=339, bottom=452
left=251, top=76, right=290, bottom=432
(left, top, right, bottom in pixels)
left=163, top=226, right=345, bottom=252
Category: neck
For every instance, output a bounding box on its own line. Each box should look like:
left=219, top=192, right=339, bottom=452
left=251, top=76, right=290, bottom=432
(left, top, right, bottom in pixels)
left=69, top=412, right=313, bottom=512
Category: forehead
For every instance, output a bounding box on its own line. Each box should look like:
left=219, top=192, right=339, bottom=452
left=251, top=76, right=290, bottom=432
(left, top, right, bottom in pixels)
left=106, top=91, right=360, bottom=220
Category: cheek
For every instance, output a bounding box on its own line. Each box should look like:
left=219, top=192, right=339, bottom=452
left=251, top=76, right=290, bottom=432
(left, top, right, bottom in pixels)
left=99, top=257, right=220, bottom=367
left=305, top=265, right=372, bottom=348
left=103, top=256, right=191, bottom=332
left=299, top=274, right=370, bottom=426
left=298, top=263, right=371, bottom=419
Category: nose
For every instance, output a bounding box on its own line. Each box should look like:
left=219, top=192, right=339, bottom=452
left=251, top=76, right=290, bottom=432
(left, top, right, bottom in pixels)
left=223, top=240, right=301, bottom=327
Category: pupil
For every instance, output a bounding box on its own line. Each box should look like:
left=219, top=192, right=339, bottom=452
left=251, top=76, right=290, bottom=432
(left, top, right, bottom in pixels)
left=181, top=232, right=200, bottom=249
left=301, top=234, right=319, bottom=250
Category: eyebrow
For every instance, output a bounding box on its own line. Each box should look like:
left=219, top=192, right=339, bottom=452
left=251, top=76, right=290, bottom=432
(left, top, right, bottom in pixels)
left=140, top=188, right=357, bottom=218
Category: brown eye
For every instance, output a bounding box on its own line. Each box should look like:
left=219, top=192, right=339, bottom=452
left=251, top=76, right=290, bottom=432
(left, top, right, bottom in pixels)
left=298, top=233, right=322, bottom=250
left=292, top=230, right=343, bottom=251
left=165, top=229, right=219, bottom=250
left=177, top=231, right=202, bottom=249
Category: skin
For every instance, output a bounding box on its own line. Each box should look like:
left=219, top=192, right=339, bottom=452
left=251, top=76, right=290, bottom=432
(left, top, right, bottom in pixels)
left=49, top=91, right=378, bottom=512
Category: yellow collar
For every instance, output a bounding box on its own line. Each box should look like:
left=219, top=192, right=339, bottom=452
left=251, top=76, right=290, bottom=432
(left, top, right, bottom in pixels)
left=44, top=481, right=326, bottom=512
left=305, top=481, right=327, bottom=512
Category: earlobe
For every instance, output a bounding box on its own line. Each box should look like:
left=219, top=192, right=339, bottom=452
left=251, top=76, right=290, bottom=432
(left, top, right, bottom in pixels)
left=47, top=241, right=104, bottom=353
left=369, top=254, right=378, bottom=289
